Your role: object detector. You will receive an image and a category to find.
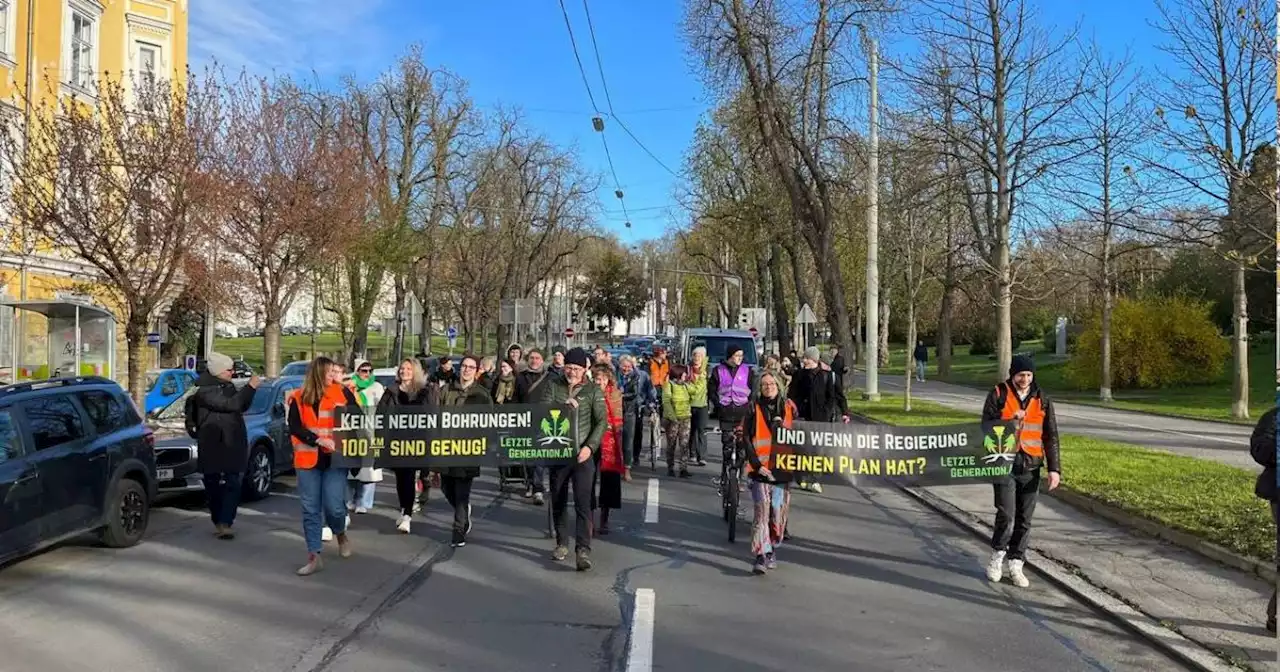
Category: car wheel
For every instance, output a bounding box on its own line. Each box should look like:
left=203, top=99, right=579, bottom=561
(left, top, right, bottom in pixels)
left=100, top=478, right=149, bottom=548
left=242, top=445, right=273, bottom=501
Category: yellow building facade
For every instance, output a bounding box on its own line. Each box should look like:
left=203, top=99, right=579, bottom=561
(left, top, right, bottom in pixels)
left=0, top=0, right=189, bottom=382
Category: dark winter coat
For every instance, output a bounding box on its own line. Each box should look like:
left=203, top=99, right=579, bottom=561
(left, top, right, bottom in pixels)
left=439, top=380, right=492, bottom=478
left=539, top=374, right=608, bottom=456
left=378, top=381, right=439, bottom=408
left=980, top=381, right=1062, bottom=474
left=192, top=372, right=257, bottom=474
left=913, top=344, right=928, bottom=363
left=787, top=366, right=848, bottom=423
left=1250, top=407, right=1277, bottom=501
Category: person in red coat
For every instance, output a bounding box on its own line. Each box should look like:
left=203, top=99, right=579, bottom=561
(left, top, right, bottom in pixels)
left=592, top=364, right=627, bottom=534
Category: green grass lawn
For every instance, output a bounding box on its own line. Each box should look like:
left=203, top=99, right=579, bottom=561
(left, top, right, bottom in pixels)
left=879, top=336, right=1275, bottom=425
left=214, top=332, right=454, bottom=372
left=847, top=394, right=1276, bottom=563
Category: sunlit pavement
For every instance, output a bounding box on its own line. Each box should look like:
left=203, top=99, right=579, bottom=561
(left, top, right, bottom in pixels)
left=0, top=468, right=1191, bottom=672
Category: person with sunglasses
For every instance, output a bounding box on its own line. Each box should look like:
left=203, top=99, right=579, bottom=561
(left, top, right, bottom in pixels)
left=345, top=359, right=385, bottom=514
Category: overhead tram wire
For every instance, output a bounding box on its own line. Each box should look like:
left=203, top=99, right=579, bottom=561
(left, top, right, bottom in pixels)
left=557, top=0, right=634, bottom=229
left=579, top=0, right=681, bottom=178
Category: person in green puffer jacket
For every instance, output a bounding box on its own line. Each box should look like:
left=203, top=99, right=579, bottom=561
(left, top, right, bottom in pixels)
left=663, top=364, right=695, bottom=478
left=688, top=348, right=710, bottom=467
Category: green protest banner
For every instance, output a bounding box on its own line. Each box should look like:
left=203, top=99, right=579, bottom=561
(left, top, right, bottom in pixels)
left=770, top=420, right=1020, bottom=487
left=331, top=404, right=582, bottom=470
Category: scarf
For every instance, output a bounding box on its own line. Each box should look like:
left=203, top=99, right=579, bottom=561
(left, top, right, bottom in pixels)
left=353, top=375, right=376, bottom=391
left=495, top=374, right=516, bottom=403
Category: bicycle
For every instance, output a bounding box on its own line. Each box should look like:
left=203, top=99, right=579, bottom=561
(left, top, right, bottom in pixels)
left=716, top=421, right=746, bottom=543
left=644, top=404, right=662, bottom=471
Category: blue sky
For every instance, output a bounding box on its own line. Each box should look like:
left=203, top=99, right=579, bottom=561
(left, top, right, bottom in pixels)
left=191, top=0, right=1171, bottom=245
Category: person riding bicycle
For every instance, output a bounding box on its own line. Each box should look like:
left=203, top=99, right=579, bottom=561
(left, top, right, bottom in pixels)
left=745, top=371, right=797, bottom=574
left=707, top=344, right=757, bottom=482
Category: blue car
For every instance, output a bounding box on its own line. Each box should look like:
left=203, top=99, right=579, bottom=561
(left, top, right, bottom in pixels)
left=143, top=369, right=198, bottom=415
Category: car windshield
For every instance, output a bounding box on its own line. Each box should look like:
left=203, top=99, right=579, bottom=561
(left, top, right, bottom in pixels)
left=145, top=372, right=160, bottom=392
left=693, top=337, right=758, bottom=366
left=154, top=387, right=193, bottom=420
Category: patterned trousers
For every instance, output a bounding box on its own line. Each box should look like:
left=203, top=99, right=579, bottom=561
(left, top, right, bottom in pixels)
left=750, top=481, right=790, bottom=558
left=664, top=418, right=691, bottom=470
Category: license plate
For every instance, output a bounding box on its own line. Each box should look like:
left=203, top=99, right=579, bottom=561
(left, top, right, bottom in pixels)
left=157, top=468, right=174, bottom=480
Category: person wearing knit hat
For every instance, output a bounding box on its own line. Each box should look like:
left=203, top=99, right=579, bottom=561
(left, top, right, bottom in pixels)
left=549, top=346, right=567, bottom=377
left=192, top=352, right=261, bottom=539
left=788, top=347, right=850, bottom=494
left=707, top=343, right=757, bottom=495
left=541, top=346, right=607, bottom=571
left=980, top=352, right=1061, bottom=589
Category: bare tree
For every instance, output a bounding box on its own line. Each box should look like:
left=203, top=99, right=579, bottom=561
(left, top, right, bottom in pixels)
left=685, top=0, right=888, bottom=361
left=215, top=74, right=367, bottom=376
left=1147, top=0, right=1275, bottom=419
left=909, top=0, right=1088, bottom=381
left=1052, top=46, right=1155, bottom=401
left=1, top=72, right=222, bottom=403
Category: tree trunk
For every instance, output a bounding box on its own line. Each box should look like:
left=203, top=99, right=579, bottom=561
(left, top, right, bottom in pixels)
left=768, top=240, right=792, bottom=354
left=877, top=287, right=891, bottom=367
left=1099, top=234, right=1113, bottom=402
left=782, top=237, right=813, bottom=314
left=125, top=316, right=148, bottom=407
left=391, top=275, right=407, bottom=364
left=853, top=300, right=863, bottom=363
left=994, top=241, right=1013, bottom=383
left=263, top=315, right=283, bottom=377
left=937, top=224, right=957, bottom=379
left=1230, top=258, right=1249, bottom=419
left=904, top=299, right=916, bottom=412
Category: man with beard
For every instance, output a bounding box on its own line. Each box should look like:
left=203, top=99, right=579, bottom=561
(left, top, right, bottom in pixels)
left=516, top=349, right=556, bottom=504
left=540, top=347, right=607, bottom=571
left=787, top=347, right=850, bottom=494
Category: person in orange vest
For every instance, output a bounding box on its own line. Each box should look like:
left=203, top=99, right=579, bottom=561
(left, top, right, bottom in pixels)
left=287, top=356, right=361, bottom=576
left=648, top=345, right=670, bottom=418
left=744, top=371, right=797, bottom=575
left=981, top=354, right=1061, bottom=588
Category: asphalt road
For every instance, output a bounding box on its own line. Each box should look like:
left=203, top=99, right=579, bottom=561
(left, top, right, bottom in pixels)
left=859, top=373, right=1260, bottom=471
left=0, top=461, right=1192, bottom=672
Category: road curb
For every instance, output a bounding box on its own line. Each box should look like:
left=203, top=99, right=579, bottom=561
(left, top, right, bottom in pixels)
left=897, top=485, right=1243, bottom=672
left=1049, top=486, right=1277, bottom=584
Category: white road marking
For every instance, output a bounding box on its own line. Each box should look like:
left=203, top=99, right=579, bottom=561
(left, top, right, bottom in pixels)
left=626, top=588, right=656, bottom=672
left=645, top=478, right=659, bottom=523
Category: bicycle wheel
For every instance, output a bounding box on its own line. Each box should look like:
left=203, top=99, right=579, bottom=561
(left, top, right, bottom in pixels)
left=726, top=465, right=739, bottom=543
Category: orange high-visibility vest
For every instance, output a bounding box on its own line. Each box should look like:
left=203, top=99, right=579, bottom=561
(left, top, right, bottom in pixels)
left=650, top=358, right=669, bottom=388
left=747, top=398, right=796, bottom=476
left=996, top=383, right=1046, bottom=458
left=288, top=384, right=348, bottom=469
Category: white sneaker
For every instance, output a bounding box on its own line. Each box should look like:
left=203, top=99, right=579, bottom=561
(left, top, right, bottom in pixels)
left=986, top=550, right=1006, bottom=582
left=809, top=483, right=823, bottom=494
left=355, top=506, right=369, bottom=514
left=396, top=515, right=411, bottom=534
left=1008, top=559, right=1030, bottom=588
left=322, top=526, right=333, bottom=542
left=346, top=514, right=352, bottom=529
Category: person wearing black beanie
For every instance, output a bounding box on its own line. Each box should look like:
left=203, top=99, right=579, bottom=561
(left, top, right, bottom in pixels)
left=979, top=353, right=1061, bottom=589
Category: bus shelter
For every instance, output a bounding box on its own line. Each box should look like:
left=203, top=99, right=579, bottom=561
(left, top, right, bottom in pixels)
left=1, top=299, right=116, bottom=384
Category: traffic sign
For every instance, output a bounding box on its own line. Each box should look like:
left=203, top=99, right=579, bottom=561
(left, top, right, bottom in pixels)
left=146, top=332, right=161, bottom=346
left=748, top=326, right=759, bottom=338
left=564, top=327, right=575, bottom=339
left=184, top=355, right=197, bottom=371
left=796, top=303, right=818, bottom=325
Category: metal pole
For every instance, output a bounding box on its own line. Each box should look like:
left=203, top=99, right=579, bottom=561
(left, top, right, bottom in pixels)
left=864, top=32, right=881, bottom=401
left=74, top=305, right=81, bottom=375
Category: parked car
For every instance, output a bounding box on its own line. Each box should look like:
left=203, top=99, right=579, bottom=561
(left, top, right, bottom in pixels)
left=0, top=376, right=157, bottom=566
left=679, top=328, right=760, bottom=368
left=150, top=376, right=303, bottom=501
left=195, top=358, right=253, bottom=379
left=143, top=368, right=198, bottom=415
left=280, top=360, right=309, bottom=377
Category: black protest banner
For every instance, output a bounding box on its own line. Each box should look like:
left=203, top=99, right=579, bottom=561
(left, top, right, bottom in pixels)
left=331, top=404, right=582, bottom=470
left=770, top=420, right=1020, bottom=487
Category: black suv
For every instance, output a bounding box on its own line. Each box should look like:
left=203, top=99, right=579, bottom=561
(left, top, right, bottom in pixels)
left=0, top=377, right=157, bottom=566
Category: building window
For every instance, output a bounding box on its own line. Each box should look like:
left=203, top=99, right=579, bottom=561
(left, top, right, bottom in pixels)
left=0, top=2, right=10, bottom=58
left=69, top=10, right=95, bottom=90
left=137, top=43, right=157, bottom=88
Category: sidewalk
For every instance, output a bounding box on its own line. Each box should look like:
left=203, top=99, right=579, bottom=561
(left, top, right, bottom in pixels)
left=917, top=482, right=1276, bottom=671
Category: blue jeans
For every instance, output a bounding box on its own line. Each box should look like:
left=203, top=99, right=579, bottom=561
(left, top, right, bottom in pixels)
left=297, top=467, right=348, bottom=554
left=203, top=472, right=242, bottom=527
left=915, top=360, right=926, bottom=380
left=348, top=481, right=376, bottom=510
